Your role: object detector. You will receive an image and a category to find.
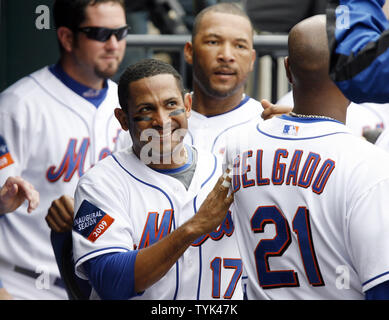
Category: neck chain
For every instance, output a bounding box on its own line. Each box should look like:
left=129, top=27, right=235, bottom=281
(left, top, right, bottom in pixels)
left=289, top=112, right=336, bottom=121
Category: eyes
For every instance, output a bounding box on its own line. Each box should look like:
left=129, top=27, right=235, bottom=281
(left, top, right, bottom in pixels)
left=204, top=39, right=249, bottom=50
left=136, top=99, right=179, bottom=114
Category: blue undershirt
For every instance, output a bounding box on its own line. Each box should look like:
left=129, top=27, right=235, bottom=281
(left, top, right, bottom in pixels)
left=49, top=63, right=108, bottom=108
left=365, top=280, right=389, bottom=300
left=83, top=251, right=140, bottom=300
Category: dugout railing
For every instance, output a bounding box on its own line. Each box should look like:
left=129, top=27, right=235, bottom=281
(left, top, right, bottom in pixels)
left=125, top=34, right=289, bottom=103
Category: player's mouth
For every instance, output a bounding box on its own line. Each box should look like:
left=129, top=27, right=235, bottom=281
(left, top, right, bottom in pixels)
left=213, top=68, right=236, bottom=80
left=101, top=55, right=118, bottom=61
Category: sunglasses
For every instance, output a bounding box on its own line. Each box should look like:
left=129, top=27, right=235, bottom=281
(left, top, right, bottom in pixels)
left=76, top=25, right=130, bottom=42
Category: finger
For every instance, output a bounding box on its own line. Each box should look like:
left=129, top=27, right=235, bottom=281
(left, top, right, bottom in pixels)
left=260, top=99, right=273, bottom=109
left=45, top=212, right=63, bottom=233
left=61, top=196, right=75, bottom=219
left=26, top=190, right=39, bottom=213
left=19, top=182, right=39, bottom=213
left=6, top=183, right=18, bottom=198
left=0, top=179, right=18, bottom=200
left=224, top=193, right=234, bottom=206
left=54, top=198, right=75, bottom=225
left=48, top=203, right=72, bottom=231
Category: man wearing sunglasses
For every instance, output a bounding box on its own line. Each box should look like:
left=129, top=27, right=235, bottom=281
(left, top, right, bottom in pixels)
left=0, top=0, right=127, bottom=300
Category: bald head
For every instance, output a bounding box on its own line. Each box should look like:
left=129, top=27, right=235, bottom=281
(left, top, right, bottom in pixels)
left=286, top=14, right=349, bottom=122
left=287, top=15, right=329, bottom=84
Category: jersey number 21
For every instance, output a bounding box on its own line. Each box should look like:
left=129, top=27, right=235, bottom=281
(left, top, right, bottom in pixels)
left=251, top=205, right=325, bottom=288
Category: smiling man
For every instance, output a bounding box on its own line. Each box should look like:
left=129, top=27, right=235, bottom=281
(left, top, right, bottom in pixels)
left=0, top=0, right=127, bottom=299
left=72, top=58, right=234, bottom=300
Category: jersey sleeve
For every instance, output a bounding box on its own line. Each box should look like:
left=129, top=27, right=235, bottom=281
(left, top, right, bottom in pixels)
left=347, top=178, right=389, bottom=292
left=327, top=0, right=389, bottom=103
left=72, top=180, right=135, bottom=280
left=0, top=92, right=31, bottom=184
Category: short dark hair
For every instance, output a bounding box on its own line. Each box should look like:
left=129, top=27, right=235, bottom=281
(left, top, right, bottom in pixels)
left=118, top=58, right=185, bottom=112
left=53, top=0, right=125, bottom=51
left=192, top=3, right=254, bottom=41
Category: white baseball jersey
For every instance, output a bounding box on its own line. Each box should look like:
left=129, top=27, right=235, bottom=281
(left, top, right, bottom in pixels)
left=72, top=146, right=223, bottom=300
left=277, top=91, right=385, bottom=137
left=375, top=127, right=389, bottom=150
left=0, top=66, right=122, bottom=299
left=224, top=115, right=389, bottom=299
left=362, top=102, right=389, bottom=129
left=113, top=95, right=263, bottom=299
left=184, top=95, right=263, bottom=300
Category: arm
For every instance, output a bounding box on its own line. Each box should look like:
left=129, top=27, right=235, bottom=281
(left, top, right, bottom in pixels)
left=0, top=176, right=39, bottom=215
left=46, top=195, right=74, bottom=232
left=327, top=0, right=389, bottom=103
left=80, top=171, right=233, bottom=299
left=365, top=280, right=389, bottom=300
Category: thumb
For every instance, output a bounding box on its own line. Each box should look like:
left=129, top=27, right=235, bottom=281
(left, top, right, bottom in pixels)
left=260, top=99, right=273, bottom=109
left=3, top=182, right=18, bottom=199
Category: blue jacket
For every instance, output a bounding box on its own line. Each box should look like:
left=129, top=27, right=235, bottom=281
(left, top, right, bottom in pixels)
left=327, top=0, right=389, bottom=103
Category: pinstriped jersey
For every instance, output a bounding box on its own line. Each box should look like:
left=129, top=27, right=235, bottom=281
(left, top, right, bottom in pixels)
left=72, top=147, right=220, bottom=300
left=0, top=66, right=122, bottom=299
left=224, top=115, right=389, bottom=299
left=113, top=95, right=264, bottom=299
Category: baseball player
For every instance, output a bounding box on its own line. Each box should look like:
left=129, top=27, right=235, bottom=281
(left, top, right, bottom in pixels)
left=72, top=58, right=234, bottom=300
left=78, top=3, right=260, bottom=300
left=224, top=15, right=389, bottom=299
left=0, top=0, right=126, bottom=299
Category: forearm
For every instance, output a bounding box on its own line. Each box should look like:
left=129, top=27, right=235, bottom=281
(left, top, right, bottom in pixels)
left=83, top=219, right=204, bottom=299
left=134, top=218, right=201, bottom=292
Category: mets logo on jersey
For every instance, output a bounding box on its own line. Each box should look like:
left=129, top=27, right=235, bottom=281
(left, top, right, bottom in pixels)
left=283, top=125, right=300, bottom=136
left=0, top=135, right=14, bottom=170
left=73, top=200, right=114, bottom=243
left=137, top=210, right=174, bottom=249
left=46, top=138, right=112, bottom=182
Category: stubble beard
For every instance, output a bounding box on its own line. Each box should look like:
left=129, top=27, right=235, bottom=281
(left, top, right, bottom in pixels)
left=95, top=60, right=119, bottom=79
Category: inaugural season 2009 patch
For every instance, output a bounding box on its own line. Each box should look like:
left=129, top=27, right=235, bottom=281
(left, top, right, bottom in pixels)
left=74, top=200, right=114, bottom=242
left=0, top=135, right=14, bottom=170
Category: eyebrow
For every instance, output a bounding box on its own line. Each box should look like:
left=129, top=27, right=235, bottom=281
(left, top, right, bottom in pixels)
left=134, top=96, right=180, bottom=110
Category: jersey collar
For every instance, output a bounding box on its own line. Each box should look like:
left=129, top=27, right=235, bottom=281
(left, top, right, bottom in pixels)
left=49, top=63, right=108, bottom=108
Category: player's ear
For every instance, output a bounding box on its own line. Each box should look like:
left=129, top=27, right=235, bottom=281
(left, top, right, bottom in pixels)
left=57, top=26, right=75, bottom=53
left=114, top=108, right=129, bottom=131
left=284, top=56, right=293, bottom=84
left=184, top=92, right=192, bottom=118
left=184, top=42, right=193, bottom=65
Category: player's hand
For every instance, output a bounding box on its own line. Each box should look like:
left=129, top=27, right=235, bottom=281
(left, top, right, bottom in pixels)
left=46, top=195, right=74, bottom=233
left=261, top=99, right=293, bottom=120
left=192, top=167, right=234, bottom=235
left=0, top=176, right=39, bottom=215
left=0, top=287, right=12, bottom=300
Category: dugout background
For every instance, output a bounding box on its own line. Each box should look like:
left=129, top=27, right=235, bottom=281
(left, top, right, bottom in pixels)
left=0, top=0, right=59, bottom=92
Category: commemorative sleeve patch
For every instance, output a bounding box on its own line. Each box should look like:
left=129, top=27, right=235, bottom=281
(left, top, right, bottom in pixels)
left=0, top=135, right=14, bottom=170
left=73, top=200, right=114, bottom=242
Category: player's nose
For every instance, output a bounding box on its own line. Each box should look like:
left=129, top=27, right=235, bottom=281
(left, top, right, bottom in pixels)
left=217, top=42, right=235, bottom=63
left=152, top=109, right=171, bottom=129
left=105, top=34, right=120, bottom=50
